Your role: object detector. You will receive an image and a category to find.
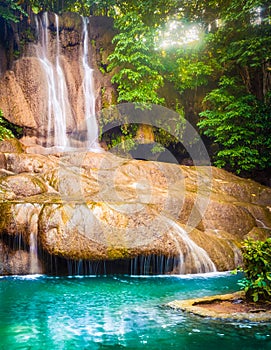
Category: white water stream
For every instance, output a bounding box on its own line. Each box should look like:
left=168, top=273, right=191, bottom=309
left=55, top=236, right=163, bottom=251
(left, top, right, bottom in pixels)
left=29, top=232, right=42, bottom=274
left=35, top=13, right=100, bottom=149
left=36, top=13, right=70, bottom=148
left=166, top=217, right=216, bottom=273
left=82, top=17, right=100, bottom=149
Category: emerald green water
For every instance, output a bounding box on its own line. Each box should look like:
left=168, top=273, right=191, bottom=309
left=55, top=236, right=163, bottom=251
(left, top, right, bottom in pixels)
left=0, top=273, right=270, bottom=349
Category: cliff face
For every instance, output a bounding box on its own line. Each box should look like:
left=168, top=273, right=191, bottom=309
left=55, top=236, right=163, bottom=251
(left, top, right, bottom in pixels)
left=0, top=12, right=116, bottom=147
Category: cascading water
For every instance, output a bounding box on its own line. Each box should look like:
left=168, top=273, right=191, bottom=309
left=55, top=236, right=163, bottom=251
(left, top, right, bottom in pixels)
left=53, top=14, right=71, bottom=148
left=29, top=232, right=42, bottom=274
left=82, top=17, right=100, bottom=149
left=166, top=217, right=216, bottom=274
left=35, top=13, right=100, bottom=150
left=36, top=13, right=70, bottom=149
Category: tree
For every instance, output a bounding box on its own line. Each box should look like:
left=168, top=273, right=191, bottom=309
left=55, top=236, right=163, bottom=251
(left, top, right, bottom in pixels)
left=0, top=0, right=27, bottom=23
left=108, top=11, right=164, bottom=104
left=196, top=1, right=271, bottom=174
left=198, top=78, right=271, bottom=173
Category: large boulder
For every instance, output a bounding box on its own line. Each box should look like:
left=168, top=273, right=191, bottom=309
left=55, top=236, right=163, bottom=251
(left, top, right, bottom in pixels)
left=0, top=149, right=270, bottom=275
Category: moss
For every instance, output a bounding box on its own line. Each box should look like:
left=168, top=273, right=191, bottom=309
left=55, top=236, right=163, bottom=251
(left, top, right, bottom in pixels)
left=0, top=203, right=14, bottom=232
left=106, top=247, right=130, bottom=260
left=56, top=12, right=82, bottom=32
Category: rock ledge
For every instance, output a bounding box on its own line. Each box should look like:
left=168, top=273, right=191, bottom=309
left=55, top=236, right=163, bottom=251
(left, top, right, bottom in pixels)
left=168, top=292, right=271, bottom=322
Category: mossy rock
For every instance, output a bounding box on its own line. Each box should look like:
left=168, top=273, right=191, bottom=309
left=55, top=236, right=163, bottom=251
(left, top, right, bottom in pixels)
left=106, top=247, right=130, bottom=260
left=59, top=12, right=83, bottom=32
left=0, top=139, right=25, bottom=153
left=0, top=174, right=47, bottom=197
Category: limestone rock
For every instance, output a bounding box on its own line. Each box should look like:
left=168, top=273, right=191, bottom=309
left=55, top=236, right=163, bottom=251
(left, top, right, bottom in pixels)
left=0, top=174, right=47, bottom=197
left=0, top=240, right=31, bottom=275
left=0, top=70, right=36, bottom=128
left=0, top=13, right=116, bottom=144
left=0, top=150, right=271, bottom=275
left=0, top=139, right=25, bottom=153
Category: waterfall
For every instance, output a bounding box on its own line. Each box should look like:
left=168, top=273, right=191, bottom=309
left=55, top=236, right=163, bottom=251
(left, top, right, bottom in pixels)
left=53, top=14, right=70, bottom=148
left=36, top=13, right=70, bottom=149
left=82, top=17, right=100, bottom=150
left=35, top=13, right=100, bottom=150
left=166, top=217, right=216, bottom=274
left=29, top=232, right=42, bottom=274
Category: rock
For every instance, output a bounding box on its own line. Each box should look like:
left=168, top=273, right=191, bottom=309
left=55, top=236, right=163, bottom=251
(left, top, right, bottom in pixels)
left=0, top=153, right=7, bottom=170
left=0, top=150, right=271, bottom=275
left=167, top=291, right=271, bottom=322
left=0, top=239, right=43, bottom=275
left=0, top=139, right=25, bottom=153
left=0, top=240, right=31, bottom=275
left=4, top=153, right=59, bottom=174
left=0, top=174, right=47, bottom=197
left=0, top=70, right=37, bottom=128
left=0, top=13, right=116, bottom=143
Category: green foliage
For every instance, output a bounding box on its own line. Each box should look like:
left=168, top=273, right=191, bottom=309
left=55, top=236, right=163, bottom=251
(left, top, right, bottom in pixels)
left=0, top=0, right=27, bottom=23
left=108, top=12, right=164, bottom=104
left=0, top=110, right=14, bottom=141
left=198, top=77, right=271, bottom=173
left=237, top=238, right=271, bottom=302
left=162, top=41, right=219, bottom=93
left=103, top=124, right=138, bottom=153
left=0, top=110, right=23, bottom=141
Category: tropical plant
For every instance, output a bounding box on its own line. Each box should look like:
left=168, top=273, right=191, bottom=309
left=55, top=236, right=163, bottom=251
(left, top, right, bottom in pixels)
left=237, top=238, right=271, bottom=302
left=108, top=11, right=164, bottom=104
left=198, top=78, right=271, bottom=173
left=196, top=0, right=271, bottom=174
left=0, top=110, right=14, bottom=141
left=0, top=0, right=27, bottom=23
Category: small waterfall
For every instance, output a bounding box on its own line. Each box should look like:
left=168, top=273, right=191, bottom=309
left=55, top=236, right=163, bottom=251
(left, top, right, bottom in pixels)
left=36, top=13, right=70, bottom=148
left=29, top=232, right=42, bottom=274
left=130, top=255, right=179, bottom=275
left=166, top=218, right=216, bottom=274
left=82, top=17, right=100, bottom=149
left=34, top=13, right=101, bottom=149
left=53, top=14, right=70, bottom=148
left=45, top=250, right=214, bottom=276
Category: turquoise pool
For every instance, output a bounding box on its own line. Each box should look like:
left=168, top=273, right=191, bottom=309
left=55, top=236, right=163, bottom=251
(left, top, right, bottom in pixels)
left=0, top=273, right=270, bottom=349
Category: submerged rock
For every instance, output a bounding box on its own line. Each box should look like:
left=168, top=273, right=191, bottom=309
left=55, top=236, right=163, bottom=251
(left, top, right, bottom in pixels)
left=167, top=291, right=271, bottom=322
left=0, top=149, right=270, bottom=275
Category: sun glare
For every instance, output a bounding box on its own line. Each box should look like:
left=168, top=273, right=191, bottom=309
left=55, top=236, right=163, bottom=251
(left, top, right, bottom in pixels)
left=157, top=20, right=202, bottom=49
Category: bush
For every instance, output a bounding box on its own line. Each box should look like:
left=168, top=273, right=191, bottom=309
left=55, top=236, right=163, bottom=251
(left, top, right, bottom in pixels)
left=237, top=238, right=271, bottom=302
left=0, top=110, right=23, bottom=141
left=198, top=78, right=271, bottom=175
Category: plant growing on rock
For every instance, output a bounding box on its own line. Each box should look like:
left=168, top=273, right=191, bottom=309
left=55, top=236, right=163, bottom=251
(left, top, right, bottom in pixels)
left=0, top=110, right=23, bottom=141
left=237, top=238, right=271, bottom=302
left=0, top=0, right=27, bottom=23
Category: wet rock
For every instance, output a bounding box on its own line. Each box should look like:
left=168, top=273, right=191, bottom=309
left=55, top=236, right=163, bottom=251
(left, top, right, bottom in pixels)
left=0, top=150, right=270, bottom=275
left=167, top=291, right=271, bottom=322
left=0, top=13, right=116, bottom=142
left=0, top=174, right=47, bottom=197
left=0, top=70, right=37, bottom=128
left=0, top=139, right=25, bottom=153
left=0, top=240, right=31, bottom=275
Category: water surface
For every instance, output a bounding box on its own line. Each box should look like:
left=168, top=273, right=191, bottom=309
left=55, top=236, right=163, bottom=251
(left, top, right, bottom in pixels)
left=0, top=273, right=270, bottom=349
